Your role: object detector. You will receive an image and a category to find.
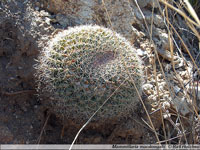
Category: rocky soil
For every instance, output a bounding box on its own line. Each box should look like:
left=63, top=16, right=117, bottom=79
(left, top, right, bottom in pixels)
left=0, top=0, right=199, bottom=144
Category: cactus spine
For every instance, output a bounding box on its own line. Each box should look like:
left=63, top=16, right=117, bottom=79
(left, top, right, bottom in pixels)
left=35, top=25, right=143, bottom=124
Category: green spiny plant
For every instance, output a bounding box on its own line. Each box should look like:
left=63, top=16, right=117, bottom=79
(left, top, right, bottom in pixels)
left=35, top=25, right=143, bottom=124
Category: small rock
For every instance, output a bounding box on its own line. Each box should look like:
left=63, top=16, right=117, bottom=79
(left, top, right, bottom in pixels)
left=45, top=17, right=51, bottom=25
left=137, top=49, right=146, bottom=57
left=180, top=71, right=188, bottom=79
left=9, top=77, right=15, bottom=81
left=56, top=14, right=70, bottom=28
left=163, top=110, right=171, bottom=119
left=142, top=83, right=154, bottom=95
left=39, top=10, right=50, bottom=17
left=174, top=58, right=184, bottom=69
left=148, top=95, right=156, bottom=101
left=162, top=101, right=171, bottom=110
left=159, top=32, right=170, bottom=51
left=18, top=66, right=23, bottom=70
left=35, top=7, right=39, bottom=11
left=156, top=48, right=173, bottom=61
left=157, top=73, right=163, bottom=81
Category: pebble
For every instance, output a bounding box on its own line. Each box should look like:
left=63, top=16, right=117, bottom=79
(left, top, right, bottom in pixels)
left=142, top=83, right=154, bottom=95
left=35, top=7, right=39, bottom=11
left=56, top=14, right=70, bottom=28
left=163, top=111, right=171, bottom=119
left=45, top=17, right=51, bottom=25
left=137, top=49, right=146, bottom=57
left=162, top=101, right=170, bottom=110
left=175, top=58, right=184, bottom=69
left=148, top=95, right=157, bottom=102
left=18, top=66, right=23, bottom=70
left=9, top=77, right=15, bottom=81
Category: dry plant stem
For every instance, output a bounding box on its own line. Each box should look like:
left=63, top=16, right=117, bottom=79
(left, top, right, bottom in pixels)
left=69, top=80, right=126, bottom=150
left=37, top=113, right=51, bottom=144
left=123, top=57, right=160, bottom=144
left=159, top=2, right=200, bottom=120
left=170, top=109, right=191, bottom=121
left=165, top=6, right=175, bottom=71
left=163, top=107, right=186, bottom=144
left=150, top=1, right=154, bottom=42
left=159, top=0, right=200, bottom=27
left=134, top=0, right=151, bottom=36
left=136, top=0, right=175, bottom=100
left=189, top=79, right=199, bottom=113
left=130, top=76, right=161, bottom=144
left=61, top=125, right=66, bottom=139
left=165, top=5, right=188, bottom=143
left=102, top=0, right=113, bottom=29
left=186, top=22, right=200, bottom=47
left=157, top=0, right=187, bottom=61
left=140, top=118, right=163, bottom=138
left=161, top=0, right=200, bottom=49
left=169, top=21, right=200, bottom=90
left=158, top=133, right=188, bottom=144
left=166, top=123, right=172, bottom=144
left=138, top=0, right=192, bottom=143
left=135, top=0, right=178, bottom=143
left=151, top=3, right=167, bottom=140
left=153, top=54, right=167, bottom=143
left=168, top=118, right=182, bottom=142
left=177, top=112, right=188, bottom=144
left=101, top=0, right=160, bottom=144
left=183, top=0, right=200, bottom=26
left=164, top=15, right=199, bottom=92
left=101, top=2, right=118, bottom=59
left=115, top=1, right=161, bottom=140
left=140, top=117, right=155, bottom=131
left=140, top=117, right=166, bottom=139
left=178, top=1, right=200, bottom=49
left=2, top=90, right=36, bottom=96
left=159, top=0, right=193, bottom=84
left=136, top=116, right=164, bottom=138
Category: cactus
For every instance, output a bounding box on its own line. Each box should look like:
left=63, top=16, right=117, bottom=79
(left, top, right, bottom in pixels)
left=35, top=25, right=143, bottom=124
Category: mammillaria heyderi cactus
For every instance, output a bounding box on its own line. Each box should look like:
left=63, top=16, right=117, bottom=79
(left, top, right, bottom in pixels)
left=35, top=25, right=143, bottom=124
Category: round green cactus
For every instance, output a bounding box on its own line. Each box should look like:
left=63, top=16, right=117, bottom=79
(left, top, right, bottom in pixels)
left=35, top=25, right=143, bottom=124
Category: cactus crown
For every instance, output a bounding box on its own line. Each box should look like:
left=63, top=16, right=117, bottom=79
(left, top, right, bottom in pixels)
left=35, top=25, right=143, bottom=123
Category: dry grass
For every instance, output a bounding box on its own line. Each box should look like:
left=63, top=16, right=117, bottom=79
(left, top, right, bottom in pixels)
left=157, top=0, right=200, bottom=144
left=70, top=0, right=200, bottom=149
left=69, top=0, right=200, bottom=148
